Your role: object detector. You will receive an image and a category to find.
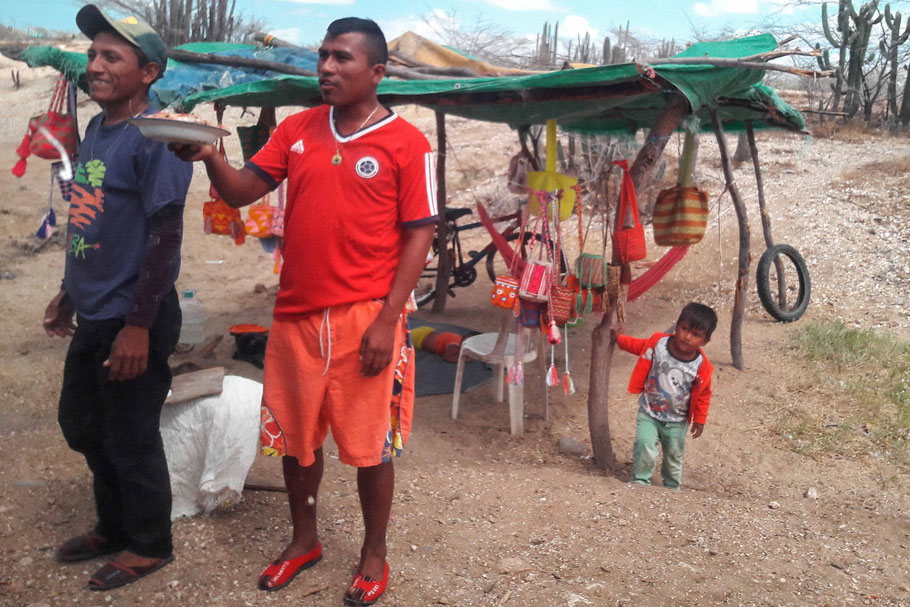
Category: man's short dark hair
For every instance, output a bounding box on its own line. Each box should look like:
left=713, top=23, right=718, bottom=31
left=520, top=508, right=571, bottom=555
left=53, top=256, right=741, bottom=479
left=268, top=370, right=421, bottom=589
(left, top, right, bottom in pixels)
left=678, top=302, right=718, bottom=339
left=326, top=17, right=388, bottom=65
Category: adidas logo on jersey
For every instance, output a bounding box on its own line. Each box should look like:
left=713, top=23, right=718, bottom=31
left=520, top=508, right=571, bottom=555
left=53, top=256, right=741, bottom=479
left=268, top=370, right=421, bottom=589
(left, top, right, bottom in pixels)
left=290, top=140, right=305, bottom=154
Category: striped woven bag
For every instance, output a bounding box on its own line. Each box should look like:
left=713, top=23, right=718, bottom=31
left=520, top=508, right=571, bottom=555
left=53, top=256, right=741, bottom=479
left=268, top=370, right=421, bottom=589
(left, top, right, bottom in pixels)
left=652, top=185, right=710, bottom=246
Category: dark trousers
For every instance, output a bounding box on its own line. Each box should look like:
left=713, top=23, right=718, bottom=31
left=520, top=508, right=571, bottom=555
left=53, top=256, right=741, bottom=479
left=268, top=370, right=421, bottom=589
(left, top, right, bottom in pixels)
left=58, top=289, right=180, bottom=559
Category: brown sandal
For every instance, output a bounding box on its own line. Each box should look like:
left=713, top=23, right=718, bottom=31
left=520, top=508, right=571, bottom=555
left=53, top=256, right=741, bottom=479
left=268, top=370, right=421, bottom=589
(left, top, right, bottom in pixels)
left=87, top=554, right=174, bottom=591
left=54, top=533, right=126, bottom=563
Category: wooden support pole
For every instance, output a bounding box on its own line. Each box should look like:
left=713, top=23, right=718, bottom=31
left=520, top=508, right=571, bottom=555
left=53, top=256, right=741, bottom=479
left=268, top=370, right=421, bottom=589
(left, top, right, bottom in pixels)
left=677, top=129, right=698, bottom=187
left=710, top=110, right=750, bottom=370
left=586, top=93, right=690, bottom=471
left=746, top=121, right=787, bottom=308
left=431, top=111, right=450, bottom=313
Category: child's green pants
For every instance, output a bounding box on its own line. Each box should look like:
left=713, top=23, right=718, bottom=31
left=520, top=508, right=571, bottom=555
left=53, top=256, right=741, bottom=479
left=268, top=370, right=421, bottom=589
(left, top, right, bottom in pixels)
left=632, top=409, right=688, bottom=489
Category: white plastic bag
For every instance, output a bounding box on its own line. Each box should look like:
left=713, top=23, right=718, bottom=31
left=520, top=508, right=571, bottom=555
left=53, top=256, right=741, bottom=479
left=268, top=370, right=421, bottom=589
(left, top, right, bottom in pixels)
left=160, top=375, right=262, bottom=519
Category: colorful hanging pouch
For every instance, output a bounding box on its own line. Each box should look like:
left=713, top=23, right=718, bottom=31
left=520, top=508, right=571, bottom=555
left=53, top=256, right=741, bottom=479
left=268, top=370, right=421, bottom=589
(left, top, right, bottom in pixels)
left=492, top=213, right=527, bottom=309
left=516, top=299, right=545, bottom=328
left=518, top=210, right=552, bottom=303
left=203, top=138, right=245, bottom=245
left=12, top=75, right=78, bottom=177
left=245, top=193, right=274, bottom=238
left=611, top=159, right=647, bottom=263
left=575, top=253, right=606, bottom=288
left=548, top=284, right=575, bottom=326
left=652, top=184, right=710, bottom=246
left=270, top=182, right=285, bottom=237
left=491, top=275, right=519, bottom=309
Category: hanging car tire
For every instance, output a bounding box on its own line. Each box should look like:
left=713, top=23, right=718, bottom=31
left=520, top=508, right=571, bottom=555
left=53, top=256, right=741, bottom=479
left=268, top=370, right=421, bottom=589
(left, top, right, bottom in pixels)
left=756, top=243, right=811, bottom=322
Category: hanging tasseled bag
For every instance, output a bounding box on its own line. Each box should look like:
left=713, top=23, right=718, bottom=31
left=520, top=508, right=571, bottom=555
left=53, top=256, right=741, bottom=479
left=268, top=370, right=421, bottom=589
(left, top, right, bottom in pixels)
left=245, top=194, right=274, bottom=238
left=518, top=211, right=552, bottom=303
left=492, top=213, right=525, bottom=309
left=611, top=159, right=647, bottom=263
left=575, top=253, right=606, bottom=288
left=548, top=284, right=575, bottom=326
left=270, top=182, right=286, bottom=237
left=491, top=275, right=519, bottom=309
left=203, top=196, right=245, bottom=245
left=519, top=260, right=551, bottom=302
left=516, top=299, right=545, bottom=328
left=203, top=138, right=245, bottom=245
left=652, top=184, right=710, bottom=246
left=12, top=76, right=78, bottom=177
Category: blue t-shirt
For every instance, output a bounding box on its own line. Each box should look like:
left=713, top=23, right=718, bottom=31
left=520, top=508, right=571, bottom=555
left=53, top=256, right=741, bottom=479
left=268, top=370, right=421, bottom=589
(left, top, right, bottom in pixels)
left=64, top=111, right=193, bottom=321
left=638, top=336, right=704, bottom=423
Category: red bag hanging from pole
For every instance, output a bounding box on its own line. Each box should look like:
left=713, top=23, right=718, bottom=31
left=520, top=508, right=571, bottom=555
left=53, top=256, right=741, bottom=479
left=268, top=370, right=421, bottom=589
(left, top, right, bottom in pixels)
left=12, top=75, right=78, bottom=177
left=611, top=159, right=647, bottom=263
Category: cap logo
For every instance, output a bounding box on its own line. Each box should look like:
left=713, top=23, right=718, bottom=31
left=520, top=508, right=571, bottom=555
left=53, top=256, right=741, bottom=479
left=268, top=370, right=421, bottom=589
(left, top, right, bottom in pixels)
left=120, top=16, right=139, bottom=25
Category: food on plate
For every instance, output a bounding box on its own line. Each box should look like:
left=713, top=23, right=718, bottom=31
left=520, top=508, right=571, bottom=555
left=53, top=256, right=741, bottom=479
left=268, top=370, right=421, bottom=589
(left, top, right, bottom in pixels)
left=146, top=110, right=211, bottom=125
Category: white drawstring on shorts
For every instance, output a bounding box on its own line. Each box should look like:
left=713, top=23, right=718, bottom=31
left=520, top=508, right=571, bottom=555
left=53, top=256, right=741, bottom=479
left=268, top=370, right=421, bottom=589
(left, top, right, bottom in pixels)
left=318, top=307, right=331, bottom=376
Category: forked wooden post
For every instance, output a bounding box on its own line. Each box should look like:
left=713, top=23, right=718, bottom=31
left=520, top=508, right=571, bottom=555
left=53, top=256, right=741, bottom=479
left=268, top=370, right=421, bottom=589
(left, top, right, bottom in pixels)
left=587, top=92, right=690, bottom=471
left=746, top=121, right=787, bottom=307
left=432, top=111, right=450, bottom=313
left=710, top=109, right=751, bottom=370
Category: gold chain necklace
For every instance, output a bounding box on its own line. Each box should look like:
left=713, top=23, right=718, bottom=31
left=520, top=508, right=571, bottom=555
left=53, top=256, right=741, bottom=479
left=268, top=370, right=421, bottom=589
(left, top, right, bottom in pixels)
left=332, top=104, right=380, bottom=166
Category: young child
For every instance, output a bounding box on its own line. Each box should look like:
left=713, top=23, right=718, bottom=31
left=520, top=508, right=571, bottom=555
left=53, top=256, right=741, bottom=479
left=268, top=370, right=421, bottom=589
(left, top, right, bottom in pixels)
left=614, top=302, right=717, bottom=489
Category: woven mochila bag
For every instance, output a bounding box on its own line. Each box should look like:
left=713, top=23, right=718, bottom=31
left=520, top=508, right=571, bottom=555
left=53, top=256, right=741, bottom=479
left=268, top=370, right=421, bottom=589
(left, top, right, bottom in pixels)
left=652, top=184, right=710, bottom=246
left=611, top=159, right=647, bottom=263
left=518, top=213, right=552, bottom=303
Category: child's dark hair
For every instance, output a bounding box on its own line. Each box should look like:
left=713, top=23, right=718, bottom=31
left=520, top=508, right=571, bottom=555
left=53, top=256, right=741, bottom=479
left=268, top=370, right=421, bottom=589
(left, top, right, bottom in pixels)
left=678, top=302, right=718, bottom=339
left=326, top=17, right=388, bottom=65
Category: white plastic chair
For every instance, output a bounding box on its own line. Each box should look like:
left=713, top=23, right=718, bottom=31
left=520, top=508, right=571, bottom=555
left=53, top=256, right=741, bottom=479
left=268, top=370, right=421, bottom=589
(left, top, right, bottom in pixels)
left=451, top=309, right=548, bottom=436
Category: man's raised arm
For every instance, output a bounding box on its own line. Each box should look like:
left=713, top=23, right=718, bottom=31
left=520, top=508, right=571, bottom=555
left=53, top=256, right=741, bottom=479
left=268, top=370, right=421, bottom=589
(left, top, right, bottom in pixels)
left=170, top=142, right=271, bottom=208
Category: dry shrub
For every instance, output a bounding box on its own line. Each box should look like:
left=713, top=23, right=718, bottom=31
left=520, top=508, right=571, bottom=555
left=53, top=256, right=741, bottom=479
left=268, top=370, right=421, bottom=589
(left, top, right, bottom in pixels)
left=808, top=119, right=885, bottom=142
left=840, top=155, right=910, bottom=182
left=775, top=320, right=910, bottom=470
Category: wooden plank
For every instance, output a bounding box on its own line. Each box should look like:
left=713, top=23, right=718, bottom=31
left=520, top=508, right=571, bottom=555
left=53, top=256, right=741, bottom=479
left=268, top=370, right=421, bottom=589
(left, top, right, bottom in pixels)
left=165, top=367, right=225, bottom=406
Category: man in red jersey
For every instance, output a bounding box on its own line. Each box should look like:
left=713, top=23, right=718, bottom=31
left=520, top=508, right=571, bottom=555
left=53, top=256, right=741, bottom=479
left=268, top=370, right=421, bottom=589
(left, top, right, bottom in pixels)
left=173, top=17, right=436, bottom=606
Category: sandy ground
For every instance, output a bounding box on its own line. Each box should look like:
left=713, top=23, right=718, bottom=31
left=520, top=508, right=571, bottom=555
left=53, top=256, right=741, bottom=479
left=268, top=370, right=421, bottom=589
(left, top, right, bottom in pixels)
left=0, top=56, right=908, bottom=607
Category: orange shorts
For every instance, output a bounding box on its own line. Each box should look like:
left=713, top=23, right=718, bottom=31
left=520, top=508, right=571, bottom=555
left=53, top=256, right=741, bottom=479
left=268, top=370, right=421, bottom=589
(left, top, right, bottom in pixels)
left=259, top=300, right=415, bottom=467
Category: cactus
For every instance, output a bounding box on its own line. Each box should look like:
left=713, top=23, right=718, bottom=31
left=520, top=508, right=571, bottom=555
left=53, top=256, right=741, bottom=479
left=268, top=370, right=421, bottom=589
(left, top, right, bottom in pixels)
left=821, top=1, right=882, bottom=117
left=575, top=31, right=593, bottom=63
left=882, top=4, right=910, bottom=120
left=657, top=38, right=677, bottom=58
left=534, top=21, right=560, bottom=68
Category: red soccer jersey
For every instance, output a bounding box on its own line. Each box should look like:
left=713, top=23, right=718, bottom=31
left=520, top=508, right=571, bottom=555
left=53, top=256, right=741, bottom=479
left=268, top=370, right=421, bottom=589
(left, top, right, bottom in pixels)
left=247, top=105, right=438, bottom=318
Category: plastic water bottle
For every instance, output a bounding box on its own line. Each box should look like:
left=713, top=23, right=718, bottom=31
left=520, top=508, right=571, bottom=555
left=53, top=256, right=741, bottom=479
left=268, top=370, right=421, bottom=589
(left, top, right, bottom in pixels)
left=178, top=289, right=206, bottom=345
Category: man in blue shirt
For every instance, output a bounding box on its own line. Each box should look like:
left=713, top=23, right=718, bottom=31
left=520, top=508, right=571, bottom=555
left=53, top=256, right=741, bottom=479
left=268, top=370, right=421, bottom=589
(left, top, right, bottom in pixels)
left=42, top=4, right=192, bottom=591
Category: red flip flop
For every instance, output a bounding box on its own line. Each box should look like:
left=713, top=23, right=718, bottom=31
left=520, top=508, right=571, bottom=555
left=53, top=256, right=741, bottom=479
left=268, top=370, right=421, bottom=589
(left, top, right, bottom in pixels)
left=343, top=562, right=389, bottom=606
left=258, top=542, right=323, bottom=591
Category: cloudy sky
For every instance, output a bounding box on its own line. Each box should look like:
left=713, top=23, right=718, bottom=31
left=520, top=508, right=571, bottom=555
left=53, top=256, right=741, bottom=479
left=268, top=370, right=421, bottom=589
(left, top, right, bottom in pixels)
left=0, top=0, right=850, bottom=48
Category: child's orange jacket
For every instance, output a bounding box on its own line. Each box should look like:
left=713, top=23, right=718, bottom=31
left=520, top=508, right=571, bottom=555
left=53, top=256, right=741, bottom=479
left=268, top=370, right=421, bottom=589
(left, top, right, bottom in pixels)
left=616, top=332, right=714, bottom=425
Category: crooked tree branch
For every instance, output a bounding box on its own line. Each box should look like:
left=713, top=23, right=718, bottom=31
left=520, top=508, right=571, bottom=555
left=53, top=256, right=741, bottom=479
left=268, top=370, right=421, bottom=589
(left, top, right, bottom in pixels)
left=168, top=48, right=454, bottom=80
left=640, top=56, right=833, bottom=78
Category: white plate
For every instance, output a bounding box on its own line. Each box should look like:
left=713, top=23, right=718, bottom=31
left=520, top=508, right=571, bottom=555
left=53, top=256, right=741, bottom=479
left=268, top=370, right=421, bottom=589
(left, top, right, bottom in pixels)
left=128, top=117, right=230, bottom=144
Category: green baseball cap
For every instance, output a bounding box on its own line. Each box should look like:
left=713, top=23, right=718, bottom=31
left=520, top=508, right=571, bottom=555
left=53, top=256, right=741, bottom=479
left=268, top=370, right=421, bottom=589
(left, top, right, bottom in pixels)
left=76, top=4, right=168, bottom=76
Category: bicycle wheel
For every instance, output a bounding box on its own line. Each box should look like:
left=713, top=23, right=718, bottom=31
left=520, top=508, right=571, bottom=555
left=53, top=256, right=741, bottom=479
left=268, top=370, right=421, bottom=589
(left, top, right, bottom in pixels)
left=485, top=233, right=568, bottom=282
left=756, top=243, right=811, bottom=322
left=414, top=273, right=437, bottom=307
left=414, top=242, right=441, bottom=307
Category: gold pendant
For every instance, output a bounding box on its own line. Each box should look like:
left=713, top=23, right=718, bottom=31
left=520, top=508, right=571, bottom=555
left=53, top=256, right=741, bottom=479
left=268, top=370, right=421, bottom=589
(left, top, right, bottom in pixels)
left=332, top=151, right=342, bottom=165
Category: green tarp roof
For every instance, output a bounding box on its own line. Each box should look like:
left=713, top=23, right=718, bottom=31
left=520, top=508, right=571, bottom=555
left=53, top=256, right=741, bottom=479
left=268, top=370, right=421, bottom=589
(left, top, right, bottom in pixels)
left=20, top=33, right=806, bottom=134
